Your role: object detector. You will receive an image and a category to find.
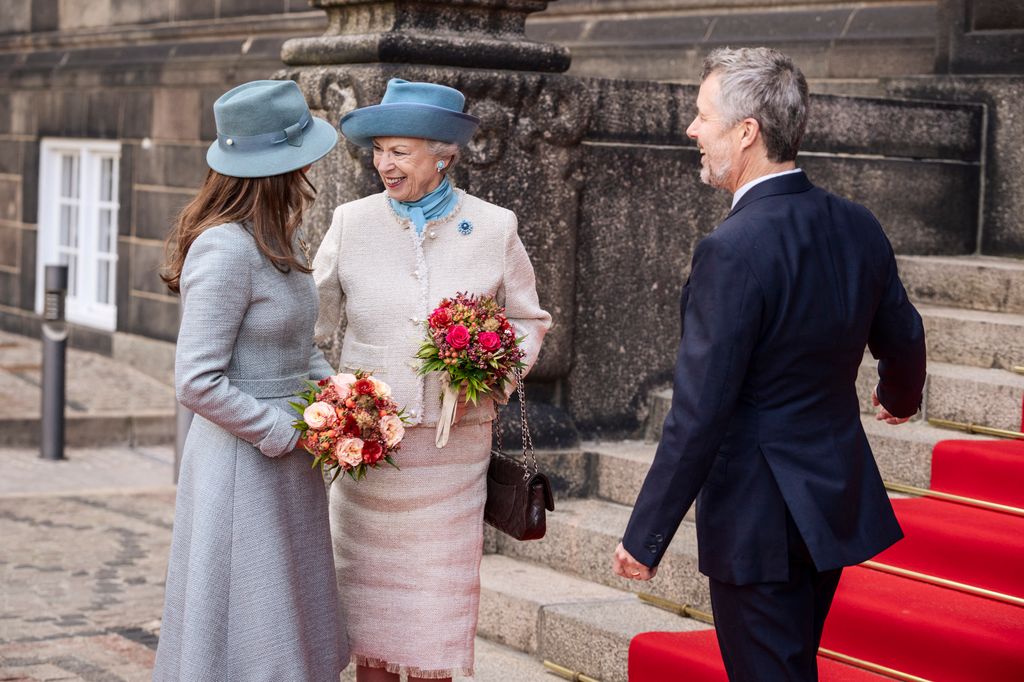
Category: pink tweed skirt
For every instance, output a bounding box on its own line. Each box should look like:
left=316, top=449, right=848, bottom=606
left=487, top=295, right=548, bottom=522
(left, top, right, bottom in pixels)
left=329, top=422, right=491, bottom=679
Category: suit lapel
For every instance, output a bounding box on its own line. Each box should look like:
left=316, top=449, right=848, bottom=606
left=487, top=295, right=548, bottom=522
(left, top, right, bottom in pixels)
left=726, top=170, right=814, bottom=219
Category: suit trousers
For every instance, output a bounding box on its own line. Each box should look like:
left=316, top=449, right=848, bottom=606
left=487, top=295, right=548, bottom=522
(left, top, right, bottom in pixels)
left=708, top=512, right=843, bottom=682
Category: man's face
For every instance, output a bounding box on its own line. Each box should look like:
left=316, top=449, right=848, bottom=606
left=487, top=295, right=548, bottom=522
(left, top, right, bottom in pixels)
left=686, top=73, right=738, bottom=190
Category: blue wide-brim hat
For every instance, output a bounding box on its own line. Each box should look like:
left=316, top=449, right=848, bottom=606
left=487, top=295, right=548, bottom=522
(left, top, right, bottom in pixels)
left=340, top=78, right=480, bottom=148
left=206, top=80, right=338, bottom=178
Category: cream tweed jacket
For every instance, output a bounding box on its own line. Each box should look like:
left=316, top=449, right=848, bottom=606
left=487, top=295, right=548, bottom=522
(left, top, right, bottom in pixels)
left=313, top=189, right=551, bottom=427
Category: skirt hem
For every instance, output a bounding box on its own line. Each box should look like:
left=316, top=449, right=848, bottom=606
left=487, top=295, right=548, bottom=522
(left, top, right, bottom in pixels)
left=352, top=653, right=473, bottom=679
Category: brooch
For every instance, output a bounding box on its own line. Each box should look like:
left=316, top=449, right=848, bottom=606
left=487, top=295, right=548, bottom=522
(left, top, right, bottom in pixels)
left=457, top=219, right=473, bottom=236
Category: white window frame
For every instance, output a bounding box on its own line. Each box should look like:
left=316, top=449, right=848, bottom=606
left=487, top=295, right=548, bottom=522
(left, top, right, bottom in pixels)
left=36, top=138, right=122, bottom=331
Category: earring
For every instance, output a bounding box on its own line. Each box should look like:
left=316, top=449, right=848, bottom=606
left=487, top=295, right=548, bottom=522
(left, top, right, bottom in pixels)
left=436, top=160, right=445, bottom=172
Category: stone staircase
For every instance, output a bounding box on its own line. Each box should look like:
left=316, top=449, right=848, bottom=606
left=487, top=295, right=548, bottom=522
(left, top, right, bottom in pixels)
left=475, top=254, right=1024, bottom=681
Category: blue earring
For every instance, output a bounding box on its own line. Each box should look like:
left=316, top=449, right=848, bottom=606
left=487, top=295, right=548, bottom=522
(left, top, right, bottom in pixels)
left=436, top=160, right=445, bottom=172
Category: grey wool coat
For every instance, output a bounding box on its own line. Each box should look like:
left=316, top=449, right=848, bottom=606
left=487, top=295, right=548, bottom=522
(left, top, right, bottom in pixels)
left=153, top=223, right=348, bottom=682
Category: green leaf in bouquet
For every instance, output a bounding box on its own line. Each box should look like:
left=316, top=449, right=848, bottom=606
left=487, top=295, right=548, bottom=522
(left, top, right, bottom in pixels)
left=289, top=401, right=307, bottom=416
left=385, top=455, right=400, bottom=470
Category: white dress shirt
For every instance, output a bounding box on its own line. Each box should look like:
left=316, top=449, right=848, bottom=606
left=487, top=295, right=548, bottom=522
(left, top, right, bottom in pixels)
left=731, top=168, right=803, bottom=209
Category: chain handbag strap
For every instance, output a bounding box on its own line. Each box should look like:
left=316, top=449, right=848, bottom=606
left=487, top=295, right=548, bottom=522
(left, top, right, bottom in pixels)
left=493, top=366, right=538, bottom=481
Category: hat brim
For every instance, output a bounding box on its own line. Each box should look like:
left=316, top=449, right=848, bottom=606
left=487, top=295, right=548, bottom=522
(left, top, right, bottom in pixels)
left=206, top=116, right=339, bottom=178
left=340, top=103, right=480, bottom=148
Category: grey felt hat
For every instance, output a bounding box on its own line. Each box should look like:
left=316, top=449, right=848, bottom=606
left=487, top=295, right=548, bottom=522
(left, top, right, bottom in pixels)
left=206, top=80, right=338, bottom=178
left=340, top=78, right=480, bottom=148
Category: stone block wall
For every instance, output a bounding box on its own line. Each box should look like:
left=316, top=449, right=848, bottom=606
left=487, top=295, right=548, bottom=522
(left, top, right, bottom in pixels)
left=0, top=0, right=325, bottom=351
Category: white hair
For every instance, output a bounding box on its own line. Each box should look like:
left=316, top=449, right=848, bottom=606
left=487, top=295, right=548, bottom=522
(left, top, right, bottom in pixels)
left=701, top=47, right=810, bottom=162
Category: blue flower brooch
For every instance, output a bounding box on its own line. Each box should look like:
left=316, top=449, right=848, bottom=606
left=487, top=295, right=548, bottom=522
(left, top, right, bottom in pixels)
left=457, top=219, right=473, bottom=236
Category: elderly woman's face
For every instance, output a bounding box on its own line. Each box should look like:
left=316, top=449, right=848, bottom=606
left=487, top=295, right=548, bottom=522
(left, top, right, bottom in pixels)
left=372, top=137, right=444, bottom=202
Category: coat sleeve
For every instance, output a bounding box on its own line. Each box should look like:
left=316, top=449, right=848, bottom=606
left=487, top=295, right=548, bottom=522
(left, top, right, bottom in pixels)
left=313, top=205, right=348, bottom=351
left=622, top=235, right=764, bottom=568
left=175, top=228, right=300, bottom=458
left=498, top=210, right=552, bottom=389
left=867, top=237, right=926, bottom=418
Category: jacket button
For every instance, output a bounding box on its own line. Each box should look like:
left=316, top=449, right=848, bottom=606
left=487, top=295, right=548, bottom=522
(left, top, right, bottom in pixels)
left=654, top=534, right=663, bottom=542
left=647, top=544, right=658, bottom=552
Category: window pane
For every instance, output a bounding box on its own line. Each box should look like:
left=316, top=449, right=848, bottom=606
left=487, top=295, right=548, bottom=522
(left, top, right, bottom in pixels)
left=66, top=254, right=77, bottom=297
left=97, top=261, right=110, bottom=304
left=98, top=209, right=114, bottom=254
left=61, top=154, right=79, bottom=199
left=60, top=204, right=79, bottom=249
left=100, top=157, right=114, bottom=202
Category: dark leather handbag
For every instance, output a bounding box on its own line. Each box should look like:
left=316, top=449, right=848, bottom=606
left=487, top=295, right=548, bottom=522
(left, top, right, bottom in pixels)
left=484, top=368, right=555, bottom=541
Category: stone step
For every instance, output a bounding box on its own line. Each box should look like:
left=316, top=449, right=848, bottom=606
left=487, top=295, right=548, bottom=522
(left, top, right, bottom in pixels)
left=917, top=304, right=1024, bottom=370
left=897, top=255, right=1024, bottom=315
left=858, top=358, right=1024, bottom=432
left=0, top=412, right=176, bottom=448
left=493, top=498, right=711, bottom=615
left=589, top=413, right=987, bottom=506
left=479, top=553, right=709, bottom=682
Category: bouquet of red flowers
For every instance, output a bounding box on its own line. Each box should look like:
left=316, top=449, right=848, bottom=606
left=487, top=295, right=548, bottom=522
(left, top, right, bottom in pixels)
left=291, top=371, right=406, bottom=482
left=416, top=292, right=525, bottom=446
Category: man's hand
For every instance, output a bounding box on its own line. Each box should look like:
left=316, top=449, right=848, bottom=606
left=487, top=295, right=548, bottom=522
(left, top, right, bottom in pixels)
left=873, top=386, right=911, bottom=425
left=612, top=542, right=657, bottom=581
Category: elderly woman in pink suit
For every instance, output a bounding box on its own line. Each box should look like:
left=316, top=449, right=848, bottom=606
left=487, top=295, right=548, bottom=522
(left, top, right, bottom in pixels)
left=313, top=79, right=551, bottom=681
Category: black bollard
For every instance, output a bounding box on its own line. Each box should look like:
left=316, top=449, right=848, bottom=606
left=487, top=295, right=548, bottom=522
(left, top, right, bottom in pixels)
left=40, top=264, right=69, bottom=461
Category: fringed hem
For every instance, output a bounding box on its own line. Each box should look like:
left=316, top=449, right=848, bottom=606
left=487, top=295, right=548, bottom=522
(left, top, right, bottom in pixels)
left=352, top=653, right=474, bottom=680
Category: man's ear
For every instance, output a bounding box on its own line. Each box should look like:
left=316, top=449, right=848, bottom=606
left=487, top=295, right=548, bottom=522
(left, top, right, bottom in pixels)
left=738, top=117, right=760, bottom=151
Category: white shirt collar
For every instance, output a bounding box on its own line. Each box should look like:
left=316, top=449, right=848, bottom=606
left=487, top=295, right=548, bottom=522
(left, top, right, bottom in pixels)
left=731, top=168, right=803, bottom=209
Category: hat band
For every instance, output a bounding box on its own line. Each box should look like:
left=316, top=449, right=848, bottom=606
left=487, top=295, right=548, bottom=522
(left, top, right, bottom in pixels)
left=217, top=110, right=312, bottom=151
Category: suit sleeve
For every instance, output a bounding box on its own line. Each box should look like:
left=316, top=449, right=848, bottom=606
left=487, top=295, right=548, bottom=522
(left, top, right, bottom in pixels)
left=498, top=210, right=552, bottom=390
left=313, top=205, right=347, bottom=350
left=175, top=229, right=300, bottom=458
left=622, top=235, right=764, bottom=568
left=867, top=237, right=926, bottom=418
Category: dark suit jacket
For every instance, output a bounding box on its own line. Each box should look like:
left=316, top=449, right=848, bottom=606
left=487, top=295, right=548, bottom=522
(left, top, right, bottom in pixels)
left=622, top=171, right=926, bottom=585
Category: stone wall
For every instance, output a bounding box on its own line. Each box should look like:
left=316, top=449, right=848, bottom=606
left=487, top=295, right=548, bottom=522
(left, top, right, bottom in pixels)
left=283, top=61, right=983, bottom=436
left=527, top=0, right=940, bottom=81
left=0, top=0, right=324, bottom=351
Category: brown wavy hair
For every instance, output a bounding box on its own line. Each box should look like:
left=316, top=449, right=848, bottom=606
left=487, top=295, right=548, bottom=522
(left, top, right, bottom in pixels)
left=162, top=168, right=316, bottom=293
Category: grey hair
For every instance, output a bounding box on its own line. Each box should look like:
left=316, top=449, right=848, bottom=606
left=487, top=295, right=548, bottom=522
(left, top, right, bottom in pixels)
left=700, top=47, right=809, bottom=162
left=426, top=140, right=461, bottom=170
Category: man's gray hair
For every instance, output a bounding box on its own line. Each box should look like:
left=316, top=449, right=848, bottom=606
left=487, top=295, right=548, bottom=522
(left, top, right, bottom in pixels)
left=700, top=47, right=809, bottom=162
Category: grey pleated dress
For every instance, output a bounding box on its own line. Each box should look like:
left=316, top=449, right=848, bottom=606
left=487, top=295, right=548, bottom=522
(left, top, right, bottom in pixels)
left=153, top=223, right=348, bottom=682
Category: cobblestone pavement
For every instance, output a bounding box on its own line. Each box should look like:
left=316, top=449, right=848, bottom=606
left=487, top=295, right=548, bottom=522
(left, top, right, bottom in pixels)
left=0, top=447, right=175, bottom=497
left=0, top=486, right=551, bottom=681
left=0, top=331, right=175, bottom=422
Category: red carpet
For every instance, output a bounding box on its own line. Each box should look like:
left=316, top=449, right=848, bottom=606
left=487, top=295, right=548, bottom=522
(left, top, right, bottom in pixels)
left=629, top=629, right=887, bottom=681
left=629, top=437, right=1024, bottom=681
left=929, top=439, right=1024, bottom=508
left=822, top=566, right=1024, bottom=682
left=877, top=497, right=1024, bottom=598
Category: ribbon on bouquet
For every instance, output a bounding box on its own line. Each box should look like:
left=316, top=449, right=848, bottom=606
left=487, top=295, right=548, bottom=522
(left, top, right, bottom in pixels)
left=436, top=373, right=461, bottom=448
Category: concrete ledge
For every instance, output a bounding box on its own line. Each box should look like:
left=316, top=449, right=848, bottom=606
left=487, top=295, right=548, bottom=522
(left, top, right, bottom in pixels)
left=0, top=412, right=175, bottom=448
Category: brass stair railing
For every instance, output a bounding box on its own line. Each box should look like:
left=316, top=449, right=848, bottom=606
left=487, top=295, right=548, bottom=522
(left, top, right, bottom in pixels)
left=883, top=480, right=1024, bottom=518
left=927, top=417, right=1023, bottom=440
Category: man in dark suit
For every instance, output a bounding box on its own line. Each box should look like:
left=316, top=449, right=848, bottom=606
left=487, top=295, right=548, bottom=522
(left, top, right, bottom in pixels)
left=611, top=47, right=927, bottom=680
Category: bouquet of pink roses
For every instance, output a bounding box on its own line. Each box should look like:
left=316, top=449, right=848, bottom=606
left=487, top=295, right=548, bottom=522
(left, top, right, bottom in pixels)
left=416, top=292, right=525, bottom=446
left=291, top=371, right=406, bottom=482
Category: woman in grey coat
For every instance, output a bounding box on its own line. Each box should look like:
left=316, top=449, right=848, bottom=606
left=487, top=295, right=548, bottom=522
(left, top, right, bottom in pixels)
left=153, top=80, right=348, bottom=681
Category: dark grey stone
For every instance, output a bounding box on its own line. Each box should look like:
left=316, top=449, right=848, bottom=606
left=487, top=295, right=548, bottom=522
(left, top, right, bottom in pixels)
left=0, top=95, right=10, bottom=134
left=174, top=0, right=217, bottom=21
left=937, top=0, right=1024, bottom=74
left=884, top=75, right=1024, bottom=256
left=0, top=178, right=20, bottom=222
left=801, top=155, right=979, bottom=255
left=30, top=0, right=58, bottom=32
left=20, top=141, right=38, bottom=225
left=118, top=91, right=153, bottom=140
left=588, top=15, right=712, bottom=45
left=282, top=0, right=571, bottom=72
left=219, top=0, right=287, bottom=19
left=844, top=4, right=937, bottom=40
left=709, top=9, right=850, bottom=44
left=0, top=271, right=20, bottom=307
left=116, top=237, right=133, bottom=331
left=0, top=226, right=18, bottom=269
left=133, top=189, right=190, bottom=242
left=132, top=144, right=207, bottom=188
left=118, top=145, right=133, bottom=237
left=129, top=242, right=168, bottom=296
left=127, top=294, right=179, bottom=343
left=19, top=228, right=35, bottom=310
left=0, top=139, right=22, bottom=175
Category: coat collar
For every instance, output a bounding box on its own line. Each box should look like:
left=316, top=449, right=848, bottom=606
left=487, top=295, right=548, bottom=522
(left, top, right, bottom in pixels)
left=726, top=170, right=814, bottom=219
